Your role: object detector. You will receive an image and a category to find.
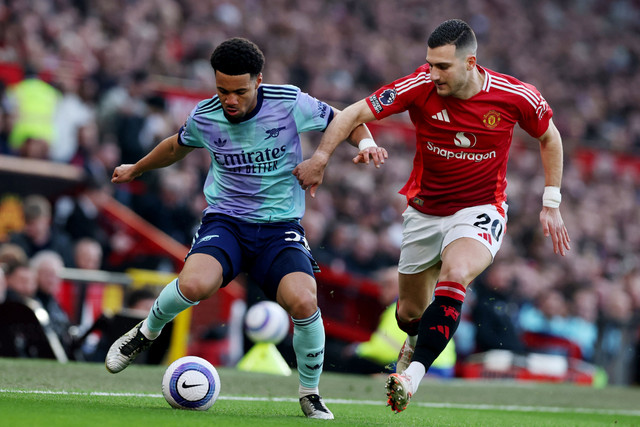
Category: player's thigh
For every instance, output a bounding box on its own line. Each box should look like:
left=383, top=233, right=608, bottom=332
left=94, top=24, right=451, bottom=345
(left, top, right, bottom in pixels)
left=178, top=253, right=225, bottom=301
left=440, top=238, right=494, bottom=287
left=440, top=204, right=506, bottom=286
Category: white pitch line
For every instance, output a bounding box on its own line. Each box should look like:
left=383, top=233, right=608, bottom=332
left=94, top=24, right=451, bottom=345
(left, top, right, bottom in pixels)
left=1, top=389, right=639, bottom=417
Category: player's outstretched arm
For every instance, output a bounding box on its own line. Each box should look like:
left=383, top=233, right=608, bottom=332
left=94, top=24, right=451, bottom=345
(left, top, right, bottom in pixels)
left=344, top=110, right=387, bottom=168
left=537, top=119, right=571, bottom=256
left=293, top=99, right=382, bottom=197
left=112, top=133, right=194, bottom=184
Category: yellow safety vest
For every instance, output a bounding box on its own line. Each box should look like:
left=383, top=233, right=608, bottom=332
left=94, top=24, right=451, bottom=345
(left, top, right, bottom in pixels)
left=8, top=78, right=60, bottom=149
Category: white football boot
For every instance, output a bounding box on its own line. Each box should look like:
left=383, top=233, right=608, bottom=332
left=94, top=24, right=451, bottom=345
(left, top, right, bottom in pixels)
left=385, top=373, right=413, bottom=413
left=105, top=321, right=155, bottom=373
left=300, top=394, right=334, bottom=419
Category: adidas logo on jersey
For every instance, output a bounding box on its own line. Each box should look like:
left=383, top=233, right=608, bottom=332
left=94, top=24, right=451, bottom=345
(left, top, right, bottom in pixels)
left=431, top=109, right=450, bottom=122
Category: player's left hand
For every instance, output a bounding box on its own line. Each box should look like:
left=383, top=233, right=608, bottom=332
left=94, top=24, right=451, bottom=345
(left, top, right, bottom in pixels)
left=540, top=207, right=571, bottom=256
left=292, top=153, right=329, bottom=198
left=353, top=146, right=388, bottom=168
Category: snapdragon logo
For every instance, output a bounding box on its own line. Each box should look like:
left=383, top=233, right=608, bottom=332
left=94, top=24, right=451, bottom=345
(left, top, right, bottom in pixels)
left=426, top=141, right=496, bottom=162
left=453, top=132, right=476, bottom=148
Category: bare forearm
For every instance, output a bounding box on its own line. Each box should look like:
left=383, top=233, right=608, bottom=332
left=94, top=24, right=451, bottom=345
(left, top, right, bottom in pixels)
left=345, top=123, right=373, bottom=148
left=538, top=120, right=563, bottom=187
left=315, top=99, right=375, bottom=163
left=112, top=134, right=194, bottom=183
left=134, top=134, right=191, bottom=174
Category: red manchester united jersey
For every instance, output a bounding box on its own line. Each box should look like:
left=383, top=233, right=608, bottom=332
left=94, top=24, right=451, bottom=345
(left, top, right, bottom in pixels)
left=366, top=64, right=552, bottom=217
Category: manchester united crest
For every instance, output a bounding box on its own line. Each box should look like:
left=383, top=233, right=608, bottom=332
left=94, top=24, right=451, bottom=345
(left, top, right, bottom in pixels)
left=483, top=110, right=501, bottom=129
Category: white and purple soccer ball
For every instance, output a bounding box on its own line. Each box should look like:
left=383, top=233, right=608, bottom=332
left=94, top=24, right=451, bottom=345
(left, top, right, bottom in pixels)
left=162, top=356, right=221, bottom=411
left=244, top=301, right=290, bottom=344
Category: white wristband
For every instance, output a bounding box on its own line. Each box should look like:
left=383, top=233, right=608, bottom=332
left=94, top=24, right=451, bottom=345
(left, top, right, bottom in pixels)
left=358, top=138, right=377, bottom=151
left=542, top=186, right=561, bottom=208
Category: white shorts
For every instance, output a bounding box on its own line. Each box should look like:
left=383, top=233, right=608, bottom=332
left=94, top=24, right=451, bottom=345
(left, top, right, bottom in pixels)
left=398, top=203, right=508, bottom=275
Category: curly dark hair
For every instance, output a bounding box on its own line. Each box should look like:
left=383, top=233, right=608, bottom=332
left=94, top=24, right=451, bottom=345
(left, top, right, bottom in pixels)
left=210, top=37, right=265, bottom=77
left=428, top=19, right=477, bottom=54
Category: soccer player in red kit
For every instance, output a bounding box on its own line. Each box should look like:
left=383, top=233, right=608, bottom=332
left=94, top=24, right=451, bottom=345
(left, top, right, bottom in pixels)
left=293, top=18, right=571, bottom=412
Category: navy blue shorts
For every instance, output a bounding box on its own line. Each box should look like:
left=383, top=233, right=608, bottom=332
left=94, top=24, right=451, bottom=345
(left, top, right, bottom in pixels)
left=187, top=214, right=319, bottom=298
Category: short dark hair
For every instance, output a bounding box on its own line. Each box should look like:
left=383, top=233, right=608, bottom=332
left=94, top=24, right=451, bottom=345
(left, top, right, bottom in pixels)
left=428, top=19, right=477, bottom=55
left=210, top=37, right=265, bottom=78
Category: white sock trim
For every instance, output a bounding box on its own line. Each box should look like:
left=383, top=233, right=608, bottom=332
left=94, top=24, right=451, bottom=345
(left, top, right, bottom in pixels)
left=140, top=319, right=161, bottom=340
left=299, top=385, right=319, bottom=398
left=404, top=361, right=426, bottom=394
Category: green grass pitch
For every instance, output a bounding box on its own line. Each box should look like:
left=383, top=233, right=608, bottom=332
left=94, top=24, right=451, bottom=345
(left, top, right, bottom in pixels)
left=1, top=358, right=639, bottom=426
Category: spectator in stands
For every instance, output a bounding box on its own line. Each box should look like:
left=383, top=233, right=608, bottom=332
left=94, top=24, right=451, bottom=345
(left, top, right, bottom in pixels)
left=312, top=223, right=354, bottom=273
left=70, top=237, right=105, bottom=331
left=72, top=237, right=103, bottom=271
left=565, top=287, right=599, bottom=361
left=53, top=177, right=113, bottom=261
left=9, top=194, right=74, bottom=266
left=342, top=227, right=383, bottom=277
left=17, top=137, right=50, bottom=159
left=4, top=65, right=60, bottom=158
left=596, top=284, right=636, bottom=385
left=83, top=136, right=122, bottom=187
left=0, top=242, right=28, bottom=267
left=138, top=94, right=173, bottom=152
left=68, top=120, right=101, bottom=170
left=518, top=290, right=569, bottom=342
left=30, top=250, right=73, bottom=356
left=4, top=257, right=37, bottom=303
left=98, top=69, right=152, bottom=164
left=50, top=73, right=96, bottom=163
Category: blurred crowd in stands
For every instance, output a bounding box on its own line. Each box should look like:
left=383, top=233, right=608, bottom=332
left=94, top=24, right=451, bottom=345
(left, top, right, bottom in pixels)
left=0, top=0, right=639, bottom=384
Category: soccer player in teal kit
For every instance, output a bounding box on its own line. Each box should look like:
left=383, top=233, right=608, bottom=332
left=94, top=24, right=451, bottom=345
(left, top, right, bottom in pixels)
left=105, top=37, right=386, bottom=419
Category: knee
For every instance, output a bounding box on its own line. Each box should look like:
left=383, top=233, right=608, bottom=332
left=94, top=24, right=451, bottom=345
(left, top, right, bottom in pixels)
left=438, top=265, right=474, bottom=287
left=284, top=292, right=317, bottom=320
left=178, top=274, right=220, bottom=302
left=396, top=299, right=425, bottom=322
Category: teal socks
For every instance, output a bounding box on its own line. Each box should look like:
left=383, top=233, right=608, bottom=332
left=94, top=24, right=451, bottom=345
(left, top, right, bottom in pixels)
left=292, top=309, right=325, bottom=389
left=144, top=279, right=198, bottom=335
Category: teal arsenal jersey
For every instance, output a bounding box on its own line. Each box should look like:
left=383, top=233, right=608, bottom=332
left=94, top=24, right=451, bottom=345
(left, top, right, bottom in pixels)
left=178, top=84, right=333, bottom=222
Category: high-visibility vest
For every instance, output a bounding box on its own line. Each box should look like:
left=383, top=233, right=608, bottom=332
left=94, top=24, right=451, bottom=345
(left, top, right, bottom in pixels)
left=8, top=78, right=60, bottom=149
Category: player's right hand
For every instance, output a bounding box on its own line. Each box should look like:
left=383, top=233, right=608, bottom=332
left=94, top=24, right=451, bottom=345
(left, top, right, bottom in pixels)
left=539, top=206, right=571, bottom=256
left=292, top=153, right=329, bottom=198
left=111, top=164, right=141, bottom=183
